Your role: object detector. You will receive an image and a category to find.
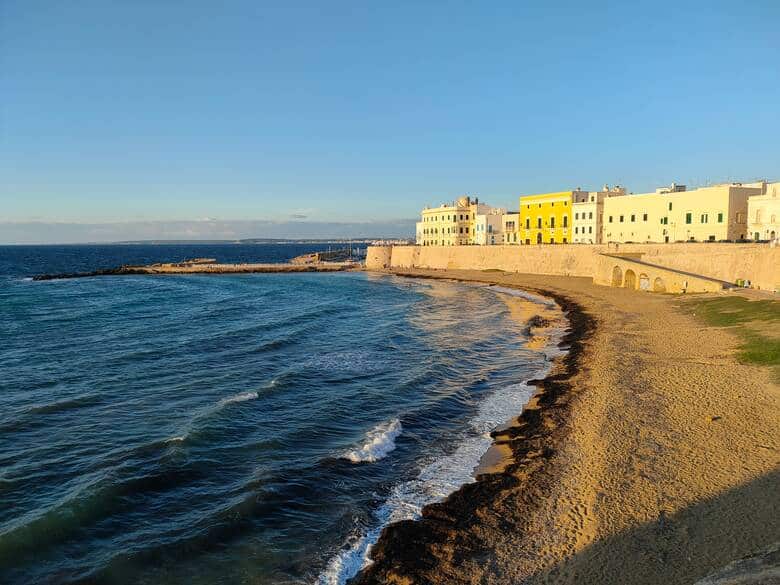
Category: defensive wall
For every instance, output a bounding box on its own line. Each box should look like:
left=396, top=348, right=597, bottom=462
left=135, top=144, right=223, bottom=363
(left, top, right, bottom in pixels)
left=366, top=243, right=780, bottom=293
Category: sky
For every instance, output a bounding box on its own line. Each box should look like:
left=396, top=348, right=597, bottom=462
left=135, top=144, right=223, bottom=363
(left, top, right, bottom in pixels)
left=1, top=0, right=779, bottom=243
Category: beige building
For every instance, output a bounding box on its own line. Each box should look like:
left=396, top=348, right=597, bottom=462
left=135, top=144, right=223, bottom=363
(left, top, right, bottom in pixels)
left=572, top=185, right=625, bottom=244
left=602, top=183, right=761, bottom=243
left=502, top=212, right=520, bottom=244
left=747, top=181, right=780, bottom=242
left=416, top=196, right=498, bottom=246
left=474, top=207, right=507, bottom=245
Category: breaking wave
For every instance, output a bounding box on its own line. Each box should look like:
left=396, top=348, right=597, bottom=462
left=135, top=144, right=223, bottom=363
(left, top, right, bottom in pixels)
left=319, top=375, right=551, bottom=584
left=341, top=419, right=402, bottom=464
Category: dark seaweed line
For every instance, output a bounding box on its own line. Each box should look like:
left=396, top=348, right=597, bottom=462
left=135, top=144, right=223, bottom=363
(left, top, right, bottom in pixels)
left=351, top=271, right=596, bottom=584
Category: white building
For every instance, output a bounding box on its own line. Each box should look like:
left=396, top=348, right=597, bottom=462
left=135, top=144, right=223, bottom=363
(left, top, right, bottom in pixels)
left=572, top=185, right=625, bottom=244
left=502, top=212, right=520, bottom=245
left=748, top=181, right=780, bottom=242
left=474, top=207, right=507, bottom=245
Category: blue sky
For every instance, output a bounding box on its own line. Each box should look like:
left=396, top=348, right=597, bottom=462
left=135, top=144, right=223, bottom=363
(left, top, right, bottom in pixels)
left=1, top=1, right=779, bottom=242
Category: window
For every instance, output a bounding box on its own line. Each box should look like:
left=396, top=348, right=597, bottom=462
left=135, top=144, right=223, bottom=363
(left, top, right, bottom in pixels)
left=717, top=212, right=723, bottom=223
left=668, top=202, right=673, bottom=211
left=661, top=216, right=668, bottom=225
left=525, top=218, right=530, bottom=229
left=643, top=213, right=648, bottom=221
left=550, top=217, right=555, bottom=228
left=563, top=216, right=568, bottom=227
left=630, top=214, right=636, bottom=222
left=575, top=227, right=579, bottom=234
left=537, top=218, right=542, bottom=228
left=550, top=238, right=554, bottom=244
left=551, top=202, right=555, bottom=206
left=564, top=201, right=567, bottom=206
left=685, top=212, right=692, bottom=224
left=736, top=212, right=745, bottom=223
left=589, top=212, right=593, bottom=219
left=575, top=212, right=579, bottom=220
left=609, top=216, right=613, bottom=223
left=589, top=226, right=593, bottom=234
left=701, top=213, right=708, bottom=224
left=465, top=227, right=469, bottom=233
left=619, top=215, right=624, bottom=223
left=563, top=237, right=567, bottom=243
left=459, top=227, right=463, bottom=234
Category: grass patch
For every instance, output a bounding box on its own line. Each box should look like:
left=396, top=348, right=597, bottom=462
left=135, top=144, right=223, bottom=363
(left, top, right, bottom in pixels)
left=684, top=296, right=780, bottom=379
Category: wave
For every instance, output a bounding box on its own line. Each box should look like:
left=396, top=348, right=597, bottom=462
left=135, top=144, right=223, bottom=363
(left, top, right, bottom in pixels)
left=217, top=391, right=259, bottom=407
left=341, top=419, right=402, bottom=464
left=319, top=377, right=544, bottom=584
left=27, top=394, right=102, bottom=415
left=487, top=285, right=557, bottom=307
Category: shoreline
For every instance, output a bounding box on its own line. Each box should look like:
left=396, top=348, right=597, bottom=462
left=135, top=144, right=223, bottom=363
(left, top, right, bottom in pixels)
left=319, top=274, right=571, bottom=584
left=352, top=268, right=779, bottom=585
left=352, top=271, right=595, bottom=584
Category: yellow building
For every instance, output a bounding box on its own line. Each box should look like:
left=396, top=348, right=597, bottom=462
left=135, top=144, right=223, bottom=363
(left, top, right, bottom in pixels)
left=518, top=191, right=574, bottom=245
left=416, top=196, right=496, bottom=246
left=602, top=183, right=761, bottom=243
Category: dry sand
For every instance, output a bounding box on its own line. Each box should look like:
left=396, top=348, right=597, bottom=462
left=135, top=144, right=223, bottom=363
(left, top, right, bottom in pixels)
left=354, top=269, right=780, bottom=585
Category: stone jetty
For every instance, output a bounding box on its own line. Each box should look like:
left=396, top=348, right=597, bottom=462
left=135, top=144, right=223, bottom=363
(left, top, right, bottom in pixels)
left=32, top=259, right=358, bottom=281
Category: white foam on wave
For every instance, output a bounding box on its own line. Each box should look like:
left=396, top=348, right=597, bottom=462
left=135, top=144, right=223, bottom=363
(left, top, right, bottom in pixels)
left=487, top=285, right=557, bottom=307
left=165, top=435, right=185, bottom=444
left=341, top=419, right=402, bottom=464
left=217, top=391, right=259, bottom=407
left=318, top=378, right=545, bottom=584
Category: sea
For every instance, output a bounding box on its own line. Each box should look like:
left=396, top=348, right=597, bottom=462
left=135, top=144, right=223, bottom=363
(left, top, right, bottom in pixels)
left=0, top=244, right=558, bottom=584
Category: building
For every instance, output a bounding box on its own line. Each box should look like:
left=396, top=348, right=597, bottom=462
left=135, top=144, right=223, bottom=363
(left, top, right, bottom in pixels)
left=747, top=181, right=780, bottom=242
left=416, top=195, right=499, bottom=246
left=474, top=207, right=507, bottom=245
left=602, top=183, right=762, bottom=243
left=502, top=212, right=520, bottom=245
left=572, top=185, right=625, bottom=244
left=518, top=191, right=577, bottom=245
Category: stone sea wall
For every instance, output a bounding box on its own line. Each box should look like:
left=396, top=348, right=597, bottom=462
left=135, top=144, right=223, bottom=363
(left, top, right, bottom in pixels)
left=366, top=243, right=780, bottom=292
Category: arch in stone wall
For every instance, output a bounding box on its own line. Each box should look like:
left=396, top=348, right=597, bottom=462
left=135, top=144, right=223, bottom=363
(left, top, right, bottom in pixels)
left=624, top=269, right=637, bottom=289
left=653, top=277, right=667, bottom=293
left=639, top=273, right=650, bottom=291
left=611, top=266, right=623, bottom=287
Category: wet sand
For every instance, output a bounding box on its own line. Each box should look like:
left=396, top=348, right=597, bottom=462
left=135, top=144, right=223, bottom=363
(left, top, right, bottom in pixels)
left=353, top=269, right=780, bottom=585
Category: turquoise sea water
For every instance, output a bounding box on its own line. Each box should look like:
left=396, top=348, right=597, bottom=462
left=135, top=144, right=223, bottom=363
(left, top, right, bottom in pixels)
left=0, top=245, right=553, bottom=584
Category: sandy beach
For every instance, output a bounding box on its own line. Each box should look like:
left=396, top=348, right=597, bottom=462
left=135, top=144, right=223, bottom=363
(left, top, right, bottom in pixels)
left=354, top=269, right=780, bottom=585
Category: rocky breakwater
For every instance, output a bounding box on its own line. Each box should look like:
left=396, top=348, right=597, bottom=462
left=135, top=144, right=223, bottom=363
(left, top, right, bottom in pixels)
left=33, top=260, right=358, bottom=280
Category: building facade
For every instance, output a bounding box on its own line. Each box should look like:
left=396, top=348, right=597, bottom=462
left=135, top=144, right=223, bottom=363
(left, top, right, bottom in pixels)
left=572, top=185, right=625, bottom=244
left=502, top=212, right=520, bottom=244
left=748, top=182, right=780, bottom=242
left=602, top=183, right=761, bottom=243
left=474, top=207, right=506, bottom=245
left=518, top=191, right=574, bottom=245
left=416, top=196, right=498, bottom=246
